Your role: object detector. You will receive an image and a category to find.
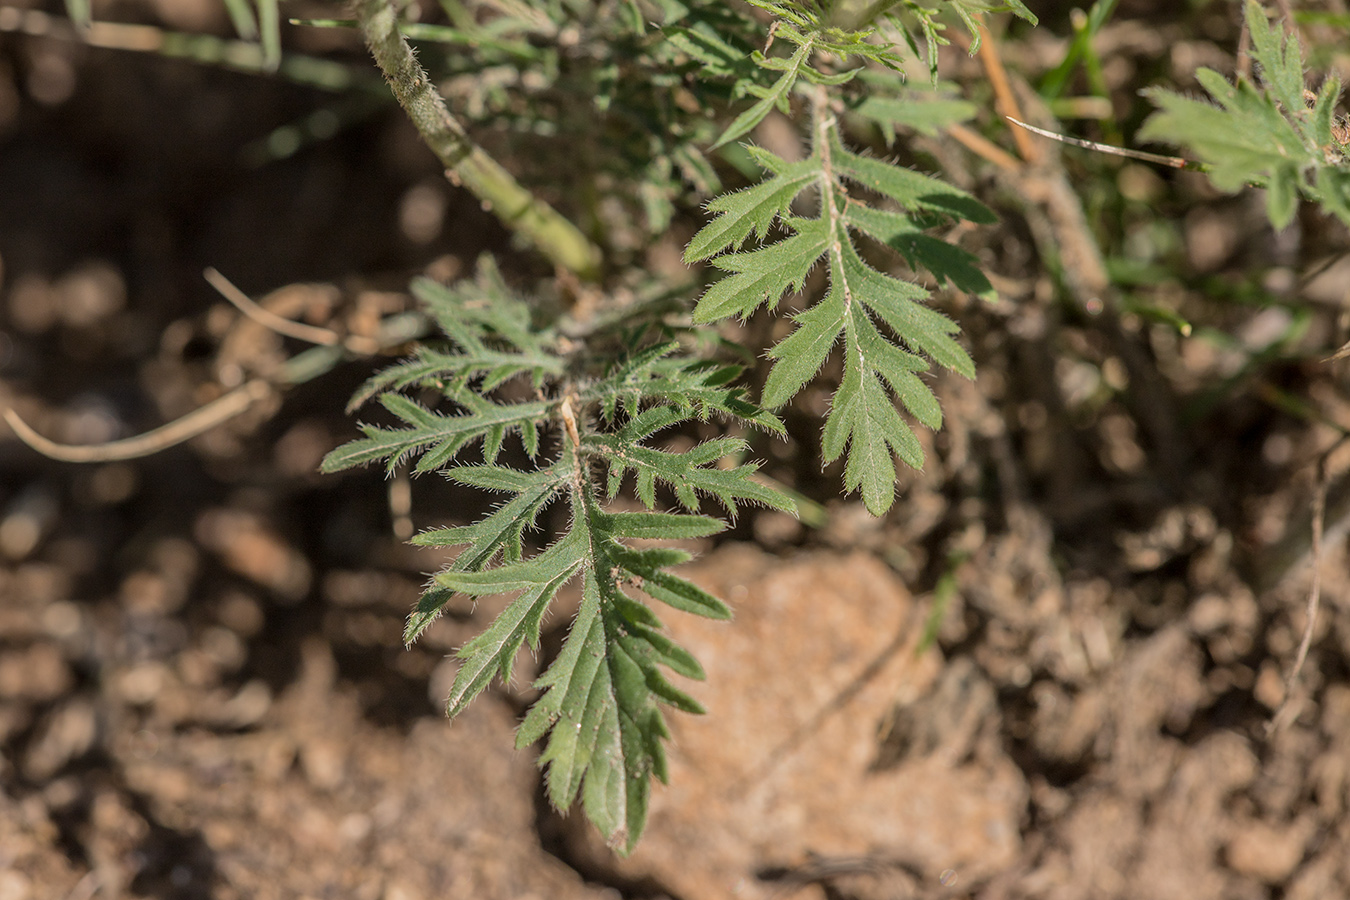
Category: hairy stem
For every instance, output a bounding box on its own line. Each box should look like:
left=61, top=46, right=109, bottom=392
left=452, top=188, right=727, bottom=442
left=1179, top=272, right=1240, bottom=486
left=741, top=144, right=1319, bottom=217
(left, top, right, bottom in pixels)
left=812, top=86, right=845, bottom=278
left=353, top=0, right=602, bottom=280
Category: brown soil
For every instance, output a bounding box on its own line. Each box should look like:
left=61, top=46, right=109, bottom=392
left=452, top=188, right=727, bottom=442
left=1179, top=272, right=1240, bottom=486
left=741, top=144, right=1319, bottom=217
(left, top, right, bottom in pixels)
left=3, top=3, right=1350, bottom=899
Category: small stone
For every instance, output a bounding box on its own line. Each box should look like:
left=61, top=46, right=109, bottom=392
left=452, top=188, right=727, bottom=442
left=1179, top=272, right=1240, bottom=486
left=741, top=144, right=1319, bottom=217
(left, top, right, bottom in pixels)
left=1226, top=818, right=1313, bottom=883
left=0, top=642, right=71, bottom=701
left=301, top=737, right=345, bottom=791
left=1253, top=661, right=1285, bottom=710
left=22, top=699, right=96, bottom=781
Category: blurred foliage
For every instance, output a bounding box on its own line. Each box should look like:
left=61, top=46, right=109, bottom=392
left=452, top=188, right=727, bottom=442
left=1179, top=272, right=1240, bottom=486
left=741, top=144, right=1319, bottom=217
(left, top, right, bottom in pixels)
left=1142, top=0, right=1350, bottom=230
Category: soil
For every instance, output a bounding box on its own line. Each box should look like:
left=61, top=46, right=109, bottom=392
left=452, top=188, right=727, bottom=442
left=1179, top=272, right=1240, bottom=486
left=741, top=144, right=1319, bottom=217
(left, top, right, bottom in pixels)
left=3, top=2, right=1350, bottom=899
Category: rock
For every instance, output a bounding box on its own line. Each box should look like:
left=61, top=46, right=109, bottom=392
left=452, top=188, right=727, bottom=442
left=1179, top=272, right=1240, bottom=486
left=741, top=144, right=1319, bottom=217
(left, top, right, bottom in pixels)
left=606, top=546, right=1027, bottom=899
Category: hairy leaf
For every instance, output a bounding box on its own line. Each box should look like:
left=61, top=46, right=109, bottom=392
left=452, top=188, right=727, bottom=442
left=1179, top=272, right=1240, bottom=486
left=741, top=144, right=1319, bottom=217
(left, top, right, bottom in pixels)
left=326, top=258, right=790, bottom=853
left=690, top=96, right=986, bottom=512
left=1140, top=0, right=1350, bottom=228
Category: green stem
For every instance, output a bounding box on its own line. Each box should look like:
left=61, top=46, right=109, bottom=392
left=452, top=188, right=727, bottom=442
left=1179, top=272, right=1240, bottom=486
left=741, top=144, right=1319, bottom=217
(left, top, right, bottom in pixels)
left=353, top=0, right=603, bottom=281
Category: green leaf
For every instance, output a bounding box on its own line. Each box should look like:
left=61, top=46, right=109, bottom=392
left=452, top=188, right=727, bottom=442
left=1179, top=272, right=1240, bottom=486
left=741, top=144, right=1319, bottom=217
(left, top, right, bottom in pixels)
left=514, top=486, right=731, bottom=854
left=443, top=569, right=574, bottom=717
left=321, top=391, right=551, bottom=476
left=823, top=345, right=911, bottom=514
left=334, top=259, right=790, bottom=854
left=847, top=204, right=995, bottom=299
left=692, top=218, right=830, bottom=322
left=1266, top=164, right=1300, bottom=229
left=1244, top=0, right=1304, bottom=119
left=712, top=39, right=813, bottom=148
left=808, top=252, right=931, bottom=514
left=1139, top=3, right=1350, bottom=232
left=437, top=526, right=588, bottom=595
left=691, top=107, right=986, bottom=514
left=1310, top=75, right=1341, bottom=150
left=684, top=155, right=821, bottom=262
left=587, top=434, right=794, bottom=515
left=663, top=24, right=754, bottom=76
left=830, top=137, right=995, bottom=223
left=762, top=285, right=845, bottom=407
left=255, top=0, right=281, bottom=71
left=843, top=242, right=975, bottom=379
left=598, top=511, right=726, bottom=540
left=63, top=0, right=91, bottom=27
left=1315, top=166, right=1350, bottom=227
left=610, top=547, right=731, bottom=619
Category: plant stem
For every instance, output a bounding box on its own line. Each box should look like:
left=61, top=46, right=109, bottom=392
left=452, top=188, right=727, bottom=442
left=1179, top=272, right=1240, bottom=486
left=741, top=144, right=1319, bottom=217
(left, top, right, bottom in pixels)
left=353, top=0, right=603, bottom=281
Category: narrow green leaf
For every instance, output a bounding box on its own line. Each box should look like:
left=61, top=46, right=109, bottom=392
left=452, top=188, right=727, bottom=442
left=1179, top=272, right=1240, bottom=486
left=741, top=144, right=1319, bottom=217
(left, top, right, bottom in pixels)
left=403, top=586, right=455, bottom=646
left=63, top=0, right=91, bottom=27
left=1244, top=0, right=1304, bottom=118
left=713, top=40, right=812, bottom=148
left=830, top=139, right=995, bottom=223
left=633, top=568, right=732, bottom=619
left=628, top=625, right=705, bottom=680
left=762, top=283, right=845, bottom=407
left=437, top=527, right=587, bottom=595
left=692, top=218, right=830, bottom=322
left=1311, top=75, right=1341, bottom=150
left=1266, top=165, right=1299, bottom=229
left=846, top=204, right=995, bottom=299
left=443, top=572, right=570, bottom=717
left=684, top=157, right=820, bottom=262
left=255, top=0, right=281, bottom=71
left=600, top=511, right=726, bottom=539
left=663, top=24, right=753, bottom=75
left=1315, top=166, right=1350, bottom=227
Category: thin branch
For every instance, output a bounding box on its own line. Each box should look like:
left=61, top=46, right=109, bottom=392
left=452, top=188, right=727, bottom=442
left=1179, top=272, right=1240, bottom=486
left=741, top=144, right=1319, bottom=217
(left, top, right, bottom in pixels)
left=352, top=0, right=601, bottom=280
left=4, top=380, right=273, bottom=463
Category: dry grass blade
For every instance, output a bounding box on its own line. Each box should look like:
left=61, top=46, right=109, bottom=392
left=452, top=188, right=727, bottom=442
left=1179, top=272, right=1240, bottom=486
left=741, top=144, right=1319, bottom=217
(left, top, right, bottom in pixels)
left=204, top=267, right=381, bottom=354
left=4, top=380, right=273, bottom=463
left=1005, top=117, right=1196, bottom=169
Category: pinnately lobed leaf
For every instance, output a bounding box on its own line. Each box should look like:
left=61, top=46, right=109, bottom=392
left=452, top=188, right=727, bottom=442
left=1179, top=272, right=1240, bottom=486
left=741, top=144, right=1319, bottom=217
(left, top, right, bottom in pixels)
left=324, top=258, right=792, bottom=854
left=688, top=89, right=988, bottom=513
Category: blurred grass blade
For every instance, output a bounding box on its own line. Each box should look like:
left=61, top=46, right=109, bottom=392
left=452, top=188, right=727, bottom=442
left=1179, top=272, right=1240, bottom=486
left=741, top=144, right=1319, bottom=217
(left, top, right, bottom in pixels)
left=255, top=0, right=281, bottom=71
left=63, top=0, right=90, bottom=28
left=223, top=0, right=259, bottom=40
left=1039, top=0, right=1118, bottom=100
